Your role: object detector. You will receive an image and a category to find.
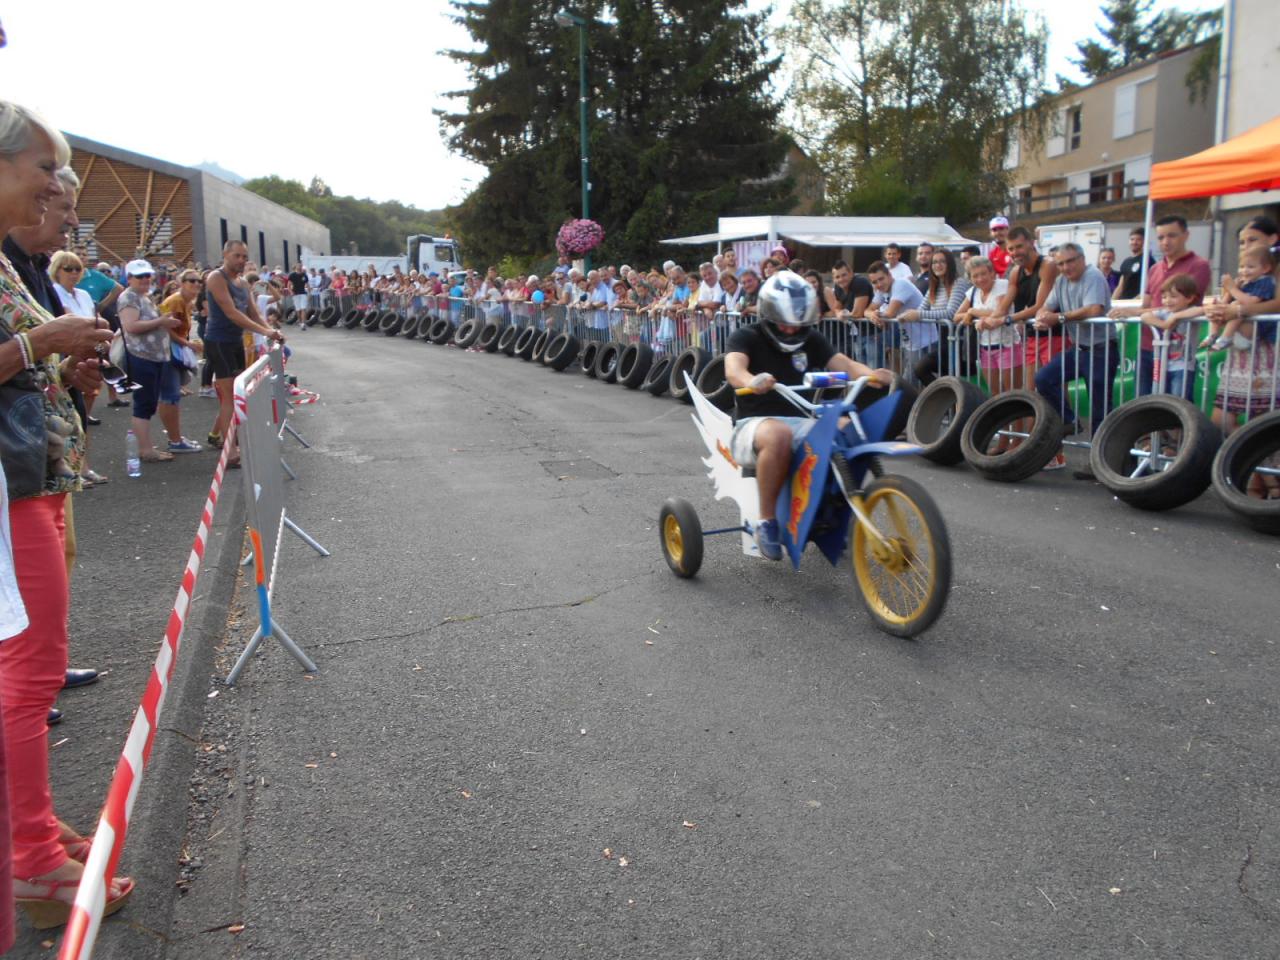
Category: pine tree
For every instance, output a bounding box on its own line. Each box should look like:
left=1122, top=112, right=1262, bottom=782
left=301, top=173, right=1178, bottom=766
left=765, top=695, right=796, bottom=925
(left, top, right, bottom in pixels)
left=1072, top=0, right=1222, bottom=82
left=440, top=0, right=791, bottom=266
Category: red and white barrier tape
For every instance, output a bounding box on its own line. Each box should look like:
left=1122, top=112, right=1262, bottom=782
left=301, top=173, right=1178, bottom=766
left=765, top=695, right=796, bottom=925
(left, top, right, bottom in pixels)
left=288, top=386, right=320, bottom=406
left=59, top=423, right=237, bottom=960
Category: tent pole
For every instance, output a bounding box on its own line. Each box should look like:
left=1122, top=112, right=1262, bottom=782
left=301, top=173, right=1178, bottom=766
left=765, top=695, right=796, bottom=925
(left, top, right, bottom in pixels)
left=1138, top=197, right=1154, bottom=302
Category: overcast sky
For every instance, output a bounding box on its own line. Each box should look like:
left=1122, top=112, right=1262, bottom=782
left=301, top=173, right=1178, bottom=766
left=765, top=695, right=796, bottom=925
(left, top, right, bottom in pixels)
left=1, top=0, right=1208, bottom=212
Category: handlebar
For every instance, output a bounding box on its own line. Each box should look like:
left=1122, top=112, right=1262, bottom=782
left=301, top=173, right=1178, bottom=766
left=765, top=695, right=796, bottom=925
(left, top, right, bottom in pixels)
left=733, top=372, right=870, bottom=416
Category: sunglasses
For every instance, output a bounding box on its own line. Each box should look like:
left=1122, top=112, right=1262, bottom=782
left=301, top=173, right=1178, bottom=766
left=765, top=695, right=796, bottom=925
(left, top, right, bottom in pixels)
left=183, top=278, right=201, bottom=284
left=92, top=350, right=142, bottom=393
left=61, top=266, right=83, bottom=274
left=131, top=273, right=153, bottom=280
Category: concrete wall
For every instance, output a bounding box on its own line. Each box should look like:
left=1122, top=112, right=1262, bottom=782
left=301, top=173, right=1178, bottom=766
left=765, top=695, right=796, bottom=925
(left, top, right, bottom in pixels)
left=1220, top=0, right=1280, bottom=214
left=1152, top=50, right=1218, bottom=164
left=193, top=172, right=331, bottom=269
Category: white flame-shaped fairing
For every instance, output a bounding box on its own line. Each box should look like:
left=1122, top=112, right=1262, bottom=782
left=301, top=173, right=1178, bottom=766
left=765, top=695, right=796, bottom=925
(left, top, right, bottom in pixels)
left=685, top=373, right=762, bottom=557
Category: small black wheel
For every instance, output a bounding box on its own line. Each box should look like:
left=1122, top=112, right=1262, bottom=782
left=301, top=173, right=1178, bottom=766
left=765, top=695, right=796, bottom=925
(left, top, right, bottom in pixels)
left=579, top=342, right=600, bottom=377
left=283, top=307, right=298, bottom=325
left=643, top=355, right=673, bottom=396
left=380, top=311, right=404, bottom=336
left=851, top=474, right=951, bottom=637
left=960, top=389, right=1063, bottom=482
left=454, top=317, right=483, bottom=348
left=617, top=343, right=654, bottom=389
left=695, top=354, right=735, bottom=411
left=498, top=325, right=520, bottom=355
left=514, top=326, right=538, bottom=360
left=659, top=498, right=703, bottom=578
left=532, top=330, right=552, bottom=364
left=400, top=316, right=420, bottom=339
left=478, top=322, right=503, bottom=352
left=428, top=318, right=455, bottom=344
left=595, top=341, right=623, bottom=383
left=669, top=347, right=711, bottom=403
left=1211, top=410, right=1280, bottom=534
left=342, top=309, right=363, bottom=329
left=545, top=333, right=581, bottom=371
left=361, top=310, right=381, bottom=331
left=907, top=377, right=988, bottom=465
left=319, top=305, right=339, bottom=326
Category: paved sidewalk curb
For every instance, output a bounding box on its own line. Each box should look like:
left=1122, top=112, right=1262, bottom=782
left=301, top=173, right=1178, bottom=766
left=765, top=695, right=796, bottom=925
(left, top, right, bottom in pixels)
left=89, top=475, right=245, bottom=960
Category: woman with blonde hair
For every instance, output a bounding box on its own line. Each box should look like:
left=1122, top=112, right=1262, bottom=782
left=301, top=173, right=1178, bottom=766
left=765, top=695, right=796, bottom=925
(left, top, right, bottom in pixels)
left=0, top=100, right=134, bottom=931
left=49, top=250, right=109, bottom=484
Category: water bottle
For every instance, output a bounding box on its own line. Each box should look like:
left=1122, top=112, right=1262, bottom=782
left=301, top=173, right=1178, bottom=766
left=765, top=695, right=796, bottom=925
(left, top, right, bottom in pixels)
left=125, top=430, right=141, bottom=478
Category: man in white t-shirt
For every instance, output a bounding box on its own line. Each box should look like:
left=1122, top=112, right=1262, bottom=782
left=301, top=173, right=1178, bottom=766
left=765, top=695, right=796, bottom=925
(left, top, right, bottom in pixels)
left=882, top=244, right=914, bottom=283
left=694, top=261, right=726, bottom=317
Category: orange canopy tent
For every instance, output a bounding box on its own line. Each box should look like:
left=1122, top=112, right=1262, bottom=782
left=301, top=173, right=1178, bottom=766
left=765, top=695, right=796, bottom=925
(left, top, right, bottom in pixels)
left=1149, top=114, right=1280, bottom=200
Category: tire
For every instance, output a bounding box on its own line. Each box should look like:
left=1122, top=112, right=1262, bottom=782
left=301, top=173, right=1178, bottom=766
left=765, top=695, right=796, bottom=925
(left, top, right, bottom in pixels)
left=514, top=326, right=538, bottom=360
left=319, top=305, right=339, bottom=326
left=659, top=498, right=703, bottom=578
left=595, top=342, right=624, bottom=383
left=454, top=317, right=483, bottom=348
left=477, top=322, right=502, bottom=352
left=532, top=330, right=552, bottom=365
left=579, top=342, right=600, bottom=377
left=1089, top=395, right=1221, bottom=511
left=907, top=377, right=988, bottom=466
left=960, top=389, right=1063, bottom=482
left=428, top=318, right=454, bottom=344
left=545, top=333, right=581, bottom=371
left=695, top=354, right=735, bottom=411
left=498, top=325, right=520, bottom=356
left=324, top=308, right=345, bottom=329
left=644, top=355, right=673, bottom=396
left=617, top=343, right=654, bottom=389
left=1211, top=410, right=1280, bottom=534
left=851, top=474, right=951, bottom=637
left=400, top=315, right=420, bottom=340
left=669, top=347, right=711, bottom=403
left=342, top=309, right=363, bottom=329
left=361, top=310, right=382, bottom=331
left=283, top=307, right=298, bottom=325
left=380, top=311, right=404, bottom=336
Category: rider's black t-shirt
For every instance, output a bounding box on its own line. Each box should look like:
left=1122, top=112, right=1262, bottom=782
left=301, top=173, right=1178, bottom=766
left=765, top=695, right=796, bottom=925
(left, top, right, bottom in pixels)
left=726, top=323, right=836, bottom=422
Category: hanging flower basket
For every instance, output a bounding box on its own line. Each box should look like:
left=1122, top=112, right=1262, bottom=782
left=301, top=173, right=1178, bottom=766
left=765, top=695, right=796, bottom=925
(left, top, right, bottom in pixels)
left=556, top=219, right=605, bottom=257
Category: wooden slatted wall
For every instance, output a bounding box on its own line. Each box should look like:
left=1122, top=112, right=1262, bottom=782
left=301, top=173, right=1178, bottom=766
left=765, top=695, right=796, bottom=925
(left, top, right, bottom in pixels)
left=69, top=148, right=195, bottom=266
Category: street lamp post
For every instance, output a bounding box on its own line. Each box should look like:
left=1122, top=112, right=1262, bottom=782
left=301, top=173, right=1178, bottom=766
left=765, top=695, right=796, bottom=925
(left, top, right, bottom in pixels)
left=555, top=8, right=591, bottom=270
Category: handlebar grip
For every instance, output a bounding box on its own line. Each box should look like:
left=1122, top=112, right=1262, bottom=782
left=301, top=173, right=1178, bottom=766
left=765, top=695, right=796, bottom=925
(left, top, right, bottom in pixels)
left=734, top=387, right=755, bottom=396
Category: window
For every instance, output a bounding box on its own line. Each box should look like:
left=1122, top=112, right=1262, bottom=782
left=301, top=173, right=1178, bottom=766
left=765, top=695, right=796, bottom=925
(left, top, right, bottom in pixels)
left=1114, top=76, right=1155, bottom=138
left=136, top=215, right=174, bottom=257
left=1003, top=134, right=1020, bottom=171
left=240, top=224, right=248, bottom=245
left=258, top=230, right=266, bottom=267
left=1067, top=106, right=1082, bottom=152
left=282, top=240, right=290, bottom=270
left=220, top=218, right=229, bottom=248
left=434, top=244, right=455, bottom=263
left=295, top=243, right=301, bottom=265
left=1017, top=187, right=1032, bottom=216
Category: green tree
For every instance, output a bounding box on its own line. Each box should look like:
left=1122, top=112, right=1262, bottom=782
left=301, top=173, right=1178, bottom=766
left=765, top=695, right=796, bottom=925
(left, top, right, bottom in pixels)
left=1073, top=0, right=1222, bottom=82
left=779, top=0, right=1047, bottom=222
left=440, top=0, right=792, bottom=267
left=242, top=176, right=448, bottom=255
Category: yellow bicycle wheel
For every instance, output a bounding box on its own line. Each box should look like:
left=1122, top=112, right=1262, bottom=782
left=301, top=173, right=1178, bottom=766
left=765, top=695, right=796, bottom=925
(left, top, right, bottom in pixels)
left=851, top=474, right=951, bottom=637
left=659, top=498, right=703, bottom=578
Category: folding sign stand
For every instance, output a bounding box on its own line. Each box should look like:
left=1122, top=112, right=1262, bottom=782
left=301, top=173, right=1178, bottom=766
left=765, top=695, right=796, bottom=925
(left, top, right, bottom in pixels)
left=225, top=349, right=330, bottom=686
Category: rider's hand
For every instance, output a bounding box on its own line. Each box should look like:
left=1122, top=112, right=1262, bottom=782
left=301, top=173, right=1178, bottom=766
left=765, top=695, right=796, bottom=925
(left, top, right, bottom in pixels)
left=870, top=367, right=894, bottom=386
left=749, top=372, right=776, bottom=394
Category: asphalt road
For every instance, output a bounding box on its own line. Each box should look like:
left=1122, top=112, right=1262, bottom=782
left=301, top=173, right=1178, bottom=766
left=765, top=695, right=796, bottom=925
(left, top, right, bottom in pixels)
left=67, top=325, right=1280, bottom=959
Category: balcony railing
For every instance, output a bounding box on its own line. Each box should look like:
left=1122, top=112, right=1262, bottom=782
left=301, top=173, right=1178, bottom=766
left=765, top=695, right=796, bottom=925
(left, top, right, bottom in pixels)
left=1010, top=179, right=1150, bottom=216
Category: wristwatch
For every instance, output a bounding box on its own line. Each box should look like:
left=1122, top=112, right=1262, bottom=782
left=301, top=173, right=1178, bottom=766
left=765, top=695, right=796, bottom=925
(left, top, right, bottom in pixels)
left=1057, top=313, right=1066, bottom=324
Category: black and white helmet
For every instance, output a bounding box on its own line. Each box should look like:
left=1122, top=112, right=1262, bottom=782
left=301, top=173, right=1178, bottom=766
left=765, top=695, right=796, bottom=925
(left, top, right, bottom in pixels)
left=757, top=269, right=818, bottom=353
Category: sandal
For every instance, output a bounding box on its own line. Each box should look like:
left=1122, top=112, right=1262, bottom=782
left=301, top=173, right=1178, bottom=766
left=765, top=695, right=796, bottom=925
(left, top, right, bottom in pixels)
left=139, top=450, right=174, bottom=463
left=15, top=873, right=135, bottom=930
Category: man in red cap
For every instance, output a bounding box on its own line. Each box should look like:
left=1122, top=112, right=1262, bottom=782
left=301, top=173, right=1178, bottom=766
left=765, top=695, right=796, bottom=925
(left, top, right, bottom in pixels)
left=987, top=216, right=1011, bottom=277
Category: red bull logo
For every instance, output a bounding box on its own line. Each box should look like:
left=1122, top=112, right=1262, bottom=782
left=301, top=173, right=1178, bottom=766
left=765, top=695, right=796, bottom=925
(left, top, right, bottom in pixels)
left=787, top=443, right=819, bottom=541
left=716, top=439, right=739, bottom=469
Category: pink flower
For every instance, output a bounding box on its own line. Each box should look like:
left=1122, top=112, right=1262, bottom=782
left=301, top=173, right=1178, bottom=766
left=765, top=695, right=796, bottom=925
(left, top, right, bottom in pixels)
left=556, top=219, right=605, bottom=257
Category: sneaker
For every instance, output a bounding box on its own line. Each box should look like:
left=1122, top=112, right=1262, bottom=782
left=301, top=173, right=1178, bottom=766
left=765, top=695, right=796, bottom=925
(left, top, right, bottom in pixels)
left=169, top=438, right=203, bottom=454
left=198, top=387, right=216, bottom=398
left=755, top=518, right=783, bottom=561
left=207, top=432, right=222, bottom=450
left=1042, top=452, right=1067, bottom=472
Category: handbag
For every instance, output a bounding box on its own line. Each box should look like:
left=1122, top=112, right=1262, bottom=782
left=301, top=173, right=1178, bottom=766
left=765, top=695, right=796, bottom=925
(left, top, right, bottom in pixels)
left=108, top=330, right=127, bottom=369
left=0, top=325, right=50, bottom=500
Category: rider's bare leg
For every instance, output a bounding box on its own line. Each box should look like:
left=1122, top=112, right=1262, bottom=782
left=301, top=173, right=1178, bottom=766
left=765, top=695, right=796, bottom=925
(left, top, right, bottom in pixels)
left=754, top=419, right=793, bottom=520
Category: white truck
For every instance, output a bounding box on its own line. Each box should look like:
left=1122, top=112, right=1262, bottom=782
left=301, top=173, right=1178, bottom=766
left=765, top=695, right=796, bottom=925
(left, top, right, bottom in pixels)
left=301, top=234, right=462, bottom=277
left=1035, top=220, right=1212, bottom=275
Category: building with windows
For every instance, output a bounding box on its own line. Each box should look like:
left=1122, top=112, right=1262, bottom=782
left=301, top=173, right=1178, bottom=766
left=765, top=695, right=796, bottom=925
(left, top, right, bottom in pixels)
left=64, top=133, right=330, bottom=270
left=1004, top=43, right=1217, bottom=224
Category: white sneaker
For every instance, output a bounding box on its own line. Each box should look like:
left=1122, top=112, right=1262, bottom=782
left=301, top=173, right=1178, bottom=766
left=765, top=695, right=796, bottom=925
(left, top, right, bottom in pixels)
left=198, top=387, right=216, bottom=398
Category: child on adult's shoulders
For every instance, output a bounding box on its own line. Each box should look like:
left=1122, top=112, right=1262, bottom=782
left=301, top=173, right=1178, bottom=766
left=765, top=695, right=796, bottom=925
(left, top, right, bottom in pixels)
left=1198, top=247, right=1277, bottom=351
